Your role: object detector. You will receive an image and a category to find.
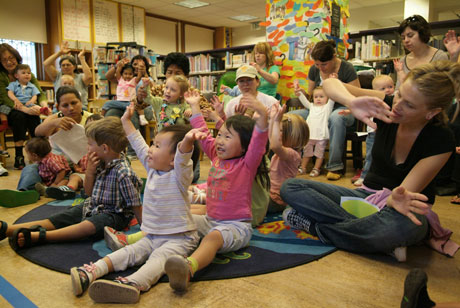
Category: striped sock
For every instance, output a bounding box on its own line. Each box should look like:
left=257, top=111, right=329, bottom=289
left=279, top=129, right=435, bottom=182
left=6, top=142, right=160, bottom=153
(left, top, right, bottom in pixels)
left=127, top=231, right=144, bottom=245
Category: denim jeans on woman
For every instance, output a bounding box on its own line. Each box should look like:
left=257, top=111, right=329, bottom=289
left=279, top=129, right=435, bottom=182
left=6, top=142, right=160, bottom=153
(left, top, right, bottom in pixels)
left=280, top=178, right=429, bottom=253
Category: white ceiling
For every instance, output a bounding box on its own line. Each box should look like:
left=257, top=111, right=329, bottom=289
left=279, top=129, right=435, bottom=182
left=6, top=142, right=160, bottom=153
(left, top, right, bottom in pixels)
left=114, top=0, right=460, bottom=29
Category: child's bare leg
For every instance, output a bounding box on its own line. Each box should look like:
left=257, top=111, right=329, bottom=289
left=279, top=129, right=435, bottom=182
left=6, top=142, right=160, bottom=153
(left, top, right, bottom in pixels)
left=4, top=219, right=56, bottom=237
left=313, top=157, right=323, bottom=171
left=191, top=204, right=206, bottom=215
left=67, top=174, right=83, bottom=190
left=54, top=179, right=69, bottom=187
left=300, top=156, right=311, bottom=172
left=190, top=230, right=223, bottom=271
left=44, top=220, right=96, bottom=242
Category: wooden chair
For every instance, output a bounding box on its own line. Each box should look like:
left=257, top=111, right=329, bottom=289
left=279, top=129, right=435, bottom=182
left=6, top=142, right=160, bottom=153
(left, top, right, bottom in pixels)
left=342, top=119, right=367, bottom=174
left=0, top=129, right=7, bottom=165
left=285, top=97, right=305, bottom=112
left=88, top=99, right=107, bottom=114
left=143, top=120, right=158, bottom=146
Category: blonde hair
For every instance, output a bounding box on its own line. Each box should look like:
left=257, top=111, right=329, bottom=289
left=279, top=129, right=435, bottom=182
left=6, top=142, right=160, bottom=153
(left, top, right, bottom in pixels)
left=60, top=74, right=75, bottom=86
left=281, top=113, right=310, bottom=151
left=406, top=61, right=460, bottom=125
left=166, top=75, right=190, bottom=98
left=253, top=42, right=275, bottom=68
left=85, top=116, right=128, bottom=153
left=372, top=75, right=394, bottom=89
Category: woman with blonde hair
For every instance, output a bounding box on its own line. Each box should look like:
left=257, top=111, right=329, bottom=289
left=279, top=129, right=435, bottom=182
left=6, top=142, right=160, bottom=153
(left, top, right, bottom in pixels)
left=282, top=60, right=460, bottom=261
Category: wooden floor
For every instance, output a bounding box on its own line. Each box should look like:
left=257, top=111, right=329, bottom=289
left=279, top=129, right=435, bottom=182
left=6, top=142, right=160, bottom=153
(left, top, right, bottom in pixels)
left=1, top=153, right=459, bottom=308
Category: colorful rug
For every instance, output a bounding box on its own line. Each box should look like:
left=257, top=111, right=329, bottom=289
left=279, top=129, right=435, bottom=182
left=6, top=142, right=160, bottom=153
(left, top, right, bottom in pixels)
left=13, top=200, right=336, bottom=281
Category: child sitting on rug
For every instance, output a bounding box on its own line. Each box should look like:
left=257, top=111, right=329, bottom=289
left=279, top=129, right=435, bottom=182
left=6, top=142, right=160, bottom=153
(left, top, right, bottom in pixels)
left=70, top=102, right=201, bottom=304
left=24, top=137, right=82, bottom=200
left=0, top=117, right=142, bottom=252
left=161, top=85, right=269, bottom=293
left=267, top=103, right=309, bottom=213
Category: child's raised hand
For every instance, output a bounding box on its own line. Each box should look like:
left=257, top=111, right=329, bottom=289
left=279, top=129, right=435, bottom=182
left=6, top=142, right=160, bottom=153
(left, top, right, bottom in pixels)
left=202, top=108, right=221, bottom=122
left=184, top=90, right=201, bottom=106
left=121, top=101, right=135, bottom=123
left=184, top=109, right=192, bottom=118
left=86, top=151, right=100, bottom=175
left=220, top=84, right=230, bottom=93
left=272, top=103, right=286, bottom=122
left=185, top=127, right=208, bottom=142
left=210, top=95, right=223, bottom=115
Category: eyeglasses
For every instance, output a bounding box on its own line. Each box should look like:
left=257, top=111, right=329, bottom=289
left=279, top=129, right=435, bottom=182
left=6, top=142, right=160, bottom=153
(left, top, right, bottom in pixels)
left=237, top=78, right=254, bottom=85
left=1, top=56, right=16, bottom=64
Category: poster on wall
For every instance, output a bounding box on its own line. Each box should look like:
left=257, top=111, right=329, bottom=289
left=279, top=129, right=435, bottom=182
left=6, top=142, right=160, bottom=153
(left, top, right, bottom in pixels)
left=121, top=4, right=146, bottom=45
left=262, top=0, right=350, bottom=102
left=93, top=0, right=120, bottom=45
left=61, top=0, right=91, bottom=44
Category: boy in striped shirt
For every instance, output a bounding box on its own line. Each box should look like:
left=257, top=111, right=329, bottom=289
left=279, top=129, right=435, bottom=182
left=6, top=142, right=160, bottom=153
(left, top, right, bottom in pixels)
left=70, top=102, right=201, bottom=304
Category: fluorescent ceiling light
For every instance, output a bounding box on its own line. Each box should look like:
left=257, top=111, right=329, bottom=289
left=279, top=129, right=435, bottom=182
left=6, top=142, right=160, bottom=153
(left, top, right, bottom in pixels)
left=229, top=15, right=258, bottom=21
left=174, top=0, right=209, bottom=8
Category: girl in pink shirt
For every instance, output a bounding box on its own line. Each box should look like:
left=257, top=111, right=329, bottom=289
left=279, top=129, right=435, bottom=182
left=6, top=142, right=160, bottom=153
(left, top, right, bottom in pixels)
left=267, top=104, right=309, bottom=213
left=163, top=87, right=269, bottom=292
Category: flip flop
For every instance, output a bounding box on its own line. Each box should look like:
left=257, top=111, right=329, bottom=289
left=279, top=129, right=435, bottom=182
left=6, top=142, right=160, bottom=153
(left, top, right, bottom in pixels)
left=450, top=194, right=460, bottom=205
left=9, top=225, right=47, bottom=252
left=0, top=221, right=7, bottom=241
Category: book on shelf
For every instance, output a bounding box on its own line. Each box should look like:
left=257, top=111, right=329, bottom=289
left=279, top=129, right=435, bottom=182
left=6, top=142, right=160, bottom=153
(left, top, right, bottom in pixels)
left=97, top=80, right=110, bottom=97
left=94, top=47, right=107, bottom=63
left=97, top=63, right=109, bottom=80
left=356, top=35, right=394, bottom=61
left=107, top=49, right=116, bottom=63
left=189, top=75, right=218, bottom=92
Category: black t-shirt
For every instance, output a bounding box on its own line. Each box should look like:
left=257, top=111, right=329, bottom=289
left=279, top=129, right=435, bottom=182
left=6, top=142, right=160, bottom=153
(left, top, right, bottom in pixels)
left=364, top=96, right=455, bottom=204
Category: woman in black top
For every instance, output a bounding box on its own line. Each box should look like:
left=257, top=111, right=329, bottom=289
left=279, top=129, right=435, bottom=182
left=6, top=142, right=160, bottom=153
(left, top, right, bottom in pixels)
left=281, top=61, right=459, bottom=259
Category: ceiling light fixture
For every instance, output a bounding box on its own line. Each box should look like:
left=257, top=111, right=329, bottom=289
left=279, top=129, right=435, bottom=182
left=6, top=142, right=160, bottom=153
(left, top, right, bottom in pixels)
left=229, top=15, right=259, bottom=22
left=174, top=0, right=209, bottom=9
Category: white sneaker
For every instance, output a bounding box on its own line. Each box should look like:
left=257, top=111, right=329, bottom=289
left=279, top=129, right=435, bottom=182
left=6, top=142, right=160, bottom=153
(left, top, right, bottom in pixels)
left=353, top=178, right=364, bottom=187
left=0, top=163, right=8, bottom=176
left=139, top=115, right=148, bottom=126
left=391, top=246, right=407, bottom=262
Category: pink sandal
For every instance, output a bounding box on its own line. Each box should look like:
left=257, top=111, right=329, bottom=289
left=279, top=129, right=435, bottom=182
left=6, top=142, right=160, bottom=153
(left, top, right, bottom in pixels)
left=309, top=168, right=320, bottom=177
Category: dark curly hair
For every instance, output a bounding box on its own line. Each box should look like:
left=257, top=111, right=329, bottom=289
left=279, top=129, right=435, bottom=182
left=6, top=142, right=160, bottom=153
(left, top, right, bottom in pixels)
left=130, top=55, right=150, bottom=76
left=25, top=137, right=52, bottom=158
left=398, top=15, right=431, bottom=44
left=164, top=52, right=190, bottom=76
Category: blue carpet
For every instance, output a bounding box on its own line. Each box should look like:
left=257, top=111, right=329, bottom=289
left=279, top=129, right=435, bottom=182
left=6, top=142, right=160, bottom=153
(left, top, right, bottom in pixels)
left=13, top=201, right=336, bottom=281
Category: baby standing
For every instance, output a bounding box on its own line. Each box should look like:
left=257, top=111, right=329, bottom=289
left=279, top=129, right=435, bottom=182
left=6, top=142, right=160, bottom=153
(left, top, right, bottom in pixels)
left=296, top=83, right=334, bottom=176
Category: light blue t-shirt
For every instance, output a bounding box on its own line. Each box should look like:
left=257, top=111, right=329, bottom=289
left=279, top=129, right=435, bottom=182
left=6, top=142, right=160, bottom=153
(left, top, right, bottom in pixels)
left=258, top=65, right=280, bottom=98
left=6, top=80, right=40, bottom=105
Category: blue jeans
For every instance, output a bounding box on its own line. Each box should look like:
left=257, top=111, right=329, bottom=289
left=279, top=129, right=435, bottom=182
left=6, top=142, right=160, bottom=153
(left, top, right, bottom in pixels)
left=102, top=100, right=130, bottom=111
left=17, top=163, right=41, bottom=191
left=327, top=107, right=355, bottom=171
left=280, top=178, right=429, bottom=253
left=361, top=131, right=375, bottom=179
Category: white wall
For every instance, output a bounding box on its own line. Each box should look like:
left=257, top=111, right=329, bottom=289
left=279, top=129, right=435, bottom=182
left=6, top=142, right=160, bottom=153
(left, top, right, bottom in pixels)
left=0, top=0, right=47, bottom=43
left=348, top=2, right=405, bottom=33
left=146, top=16, right=178, bottom=55
left=184, top=25, right=214, bottom=53
left=232, top=25, right=266, bottom=46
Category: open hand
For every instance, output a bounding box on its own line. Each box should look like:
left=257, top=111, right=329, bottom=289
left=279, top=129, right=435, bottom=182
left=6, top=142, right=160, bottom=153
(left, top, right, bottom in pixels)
left=444, top=30, right=460, bottom=60
left=389, top=186, right=429, bottom=225
left=348, top=96, right=391, bottom=129
left=121, top=102, right=135, bottom=123
left=184, top=90, right=201, bottom=106
left=185, top=127, right=208, bottom=143
left=393, top=58, right=403, bottom=72
left=78, top=47, right=86, bottom=59
left=60, top=41, right=70, bottom=55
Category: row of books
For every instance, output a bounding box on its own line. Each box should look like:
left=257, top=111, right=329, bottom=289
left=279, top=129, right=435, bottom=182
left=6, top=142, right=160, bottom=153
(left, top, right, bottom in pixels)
left=93, top=46, right=141, bottom=64
left=355, top=36, right=395, bottom=60
left=225, top=50, right=253, bottom=69
left=188, top=54, right=225, bottom=73
left=189, top=75, right=218, bottom=93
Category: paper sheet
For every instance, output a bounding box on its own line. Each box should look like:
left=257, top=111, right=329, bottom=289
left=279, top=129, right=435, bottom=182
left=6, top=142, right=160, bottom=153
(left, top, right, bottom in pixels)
left=49, top=124, right=87, bottom=164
